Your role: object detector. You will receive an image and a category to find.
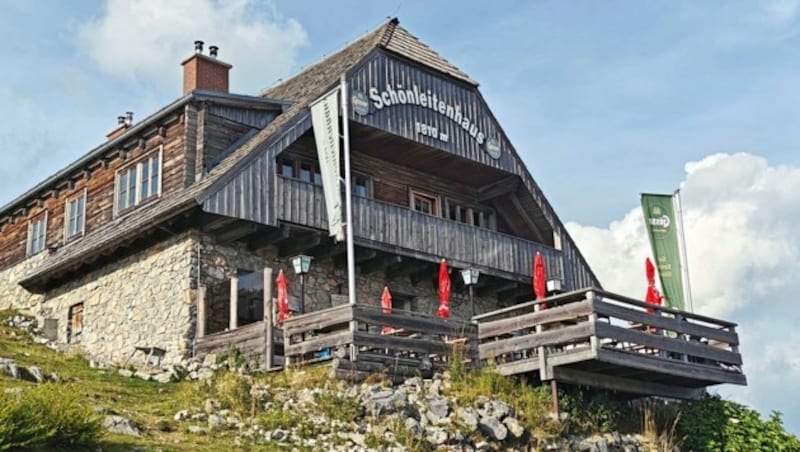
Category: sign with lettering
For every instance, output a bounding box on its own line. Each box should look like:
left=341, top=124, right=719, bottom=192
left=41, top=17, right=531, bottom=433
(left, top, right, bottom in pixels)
left=310, top=89, right=343, bottom=239
left=365, top=84, right=487, bottom=148
left=641, top=193, right=684, bottom=310
left=347, top=53, right=508, bottom=163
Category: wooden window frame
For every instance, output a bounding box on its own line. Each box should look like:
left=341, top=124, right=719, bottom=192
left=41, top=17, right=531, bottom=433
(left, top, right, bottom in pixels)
left=352, top=172, right=373, bottom=199
left=64, top=188, right=87, bottom=242
left=409, top=189, right=440, bottom=216
left=278, top=156, right=326, bottom=188
left=114, top=146, right=163, bottom=217
left=26, top=212, right=48, bottom=256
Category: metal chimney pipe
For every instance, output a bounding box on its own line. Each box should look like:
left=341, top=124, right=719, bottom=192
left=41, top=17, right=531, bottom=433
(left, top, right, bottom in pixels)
left=117, top=116, right=126, bottom=125
left=194, top=40, right=204, bottom=54
left=125, top=111, right=134, bottom=126
left=209, top=45, right=219, bottom=58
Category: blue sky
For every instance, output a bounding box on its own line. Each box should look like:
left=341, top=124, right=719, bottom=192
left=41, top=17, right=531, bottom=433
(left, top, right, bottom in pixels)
left=2, top=0, right=800, bottom=433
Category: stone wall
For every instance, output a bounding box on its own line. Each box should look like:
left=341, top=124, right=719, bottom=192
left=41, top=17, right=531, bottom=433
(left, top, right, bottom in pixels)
left=40, top=232, right=197, bottom=367
left=0, top=252, right=46, bottom=312
left=274, top=255, right=497, bottom=320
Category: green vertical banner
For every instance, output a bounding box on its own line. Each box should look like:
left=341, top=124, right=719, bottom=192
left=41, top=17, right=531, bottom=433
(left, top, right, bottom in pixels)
left=641, top=194, right=685, bottom=310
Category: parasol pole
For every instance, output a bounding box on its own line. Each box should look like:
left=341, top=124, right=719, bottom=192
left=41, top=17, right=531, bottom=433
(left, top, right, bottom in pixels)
left=674, top=189, right=694, bottom=313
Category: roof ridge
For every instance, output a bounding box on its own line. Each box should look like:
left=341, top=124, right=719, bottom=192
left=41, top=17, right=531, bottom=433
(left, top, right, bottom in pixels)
left=259, top=17, right=395, bottom=98
left=379, top=17, right=399, bottom=47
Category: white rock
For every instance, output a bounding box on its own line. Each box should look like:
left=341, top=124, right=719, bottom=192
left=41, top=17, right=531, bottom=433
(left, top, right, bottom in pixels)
left=103, top=415, right=140, bottom=436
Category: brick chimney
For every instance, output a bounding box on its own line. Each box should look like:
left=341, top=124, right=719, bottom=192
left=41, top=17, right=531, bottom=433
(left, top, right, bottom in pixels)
left=181, top=40, right=232, bottom=95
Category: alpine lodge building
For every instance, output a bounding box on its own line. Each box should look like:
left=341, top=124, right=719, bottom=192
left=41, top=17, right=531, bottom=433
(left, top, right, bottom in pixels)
left=0, top=19, right=745, bottom=400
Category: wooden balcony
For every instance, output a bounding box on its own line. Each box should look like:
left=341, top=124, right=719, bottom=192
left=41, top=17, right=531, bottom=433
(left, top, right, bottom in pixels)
left=275, top=176, right=565, bottom=286
left=474, top=289, right=746, bottom=399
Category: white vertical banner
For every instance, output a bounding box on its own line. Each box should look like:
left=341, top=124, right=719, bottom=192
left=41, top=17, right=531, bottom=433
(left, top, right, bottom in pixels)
left=310, top=89, right=343, bottom=238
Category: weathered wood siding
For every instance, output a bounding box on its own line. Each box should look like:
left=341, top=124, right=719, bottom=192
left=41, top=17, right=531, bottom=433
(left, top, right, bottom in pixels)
left=207, top=105, right=277, bottom=128
left=203, top=113, right=256, bottom=170
left=276, top=177, right=565, bottom=285
left=347, top=50, right=600, bottom=288
left=0, top=119, right=187, bottom=272
left=201, top=114, right=312, bottom=224
left=281, top=138, right=485, bottom=213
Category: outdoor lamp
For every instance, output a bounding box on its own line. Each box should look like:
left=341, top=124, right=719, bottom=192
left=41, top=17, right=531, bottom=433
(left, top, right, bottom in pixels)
left=546, top=279, right=563, bottom=294
left=292, top=254, right=313, bottom=275
left=460, top=268, right=480, bottom=286
left=291, top=255, right=313, bottom=314
left=460, top=268, right=480, bottom=318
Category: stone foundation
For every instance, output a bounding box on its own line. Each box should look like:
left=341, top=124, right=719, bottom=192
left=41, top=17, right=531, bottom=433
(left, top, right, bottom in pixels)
left=1, top=227, right=504, bottom=369
left=0, top=252, right=46, bottom=312
left=40, top=232, right=197, bottom=367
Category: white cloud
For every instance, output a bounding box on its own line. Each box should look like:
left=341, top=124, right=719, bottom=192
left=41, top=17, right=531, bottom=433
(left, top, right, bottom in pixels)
left=78, top=0, right=308, bottom=94
left=567, top=152, right=800, bottom=432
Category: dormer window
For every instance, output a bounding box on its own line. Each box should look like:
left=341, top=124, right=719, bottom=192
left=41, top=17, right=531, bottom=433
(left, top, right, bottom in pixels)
left=27, top=214, right=48, bottom=256
left=64, top=191, right=87, bottom=241
left=115, top=147, right=162, bottom=215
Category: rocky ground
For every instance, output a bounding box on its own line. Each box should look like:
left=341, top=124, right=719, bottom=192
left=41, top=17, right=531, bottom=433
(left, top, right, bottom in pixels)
left=2, top=313, right=659, bottom=451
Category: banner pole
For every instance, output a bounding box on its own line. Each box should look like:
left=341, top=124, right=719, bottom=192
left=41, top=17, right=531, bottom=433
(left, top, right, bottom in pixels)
left=341, top=74, right=357, bottom=307
left=674, top=189, right=694, bottom=313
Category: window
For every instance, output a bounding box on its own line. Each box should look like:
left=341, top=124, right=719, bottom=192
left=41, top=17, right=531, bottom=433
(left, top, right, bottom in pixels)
left=115, top=149, right=162, bottom=214
left=27, top=214, right=48, bottom=256
left=299, top=162, right=313, bottom=183
left=64, top=191, right=86, bottom=241
left=67, top=303, right=84, bottom=343
left=411, top=190, right=439, bottom=216
left=278, top=157, right=324, bottom=187
left=281, top=159, right=296, bottom=178
left=353, top=174, right=371, bottom=198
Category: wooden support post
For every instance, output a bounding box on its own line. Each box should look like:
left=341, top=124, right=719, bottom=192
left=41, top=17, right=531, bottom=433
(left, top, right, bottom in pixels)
left=586, top=290, right=598, bottom=352
left=197, top=286, right=207, bottom=339
left=229, top=275, right=238, bottom=331
left=551, top=380, right=559, bottom=417
left=535, top=301, right=548, bottom=380
left=263, top=267, right=274, bottom=371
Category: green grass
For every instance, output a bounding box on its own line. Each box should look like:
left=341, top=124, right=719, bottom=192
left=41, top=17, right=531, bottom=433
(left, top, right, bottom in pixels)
left=0, top=310, right=246, bottom=450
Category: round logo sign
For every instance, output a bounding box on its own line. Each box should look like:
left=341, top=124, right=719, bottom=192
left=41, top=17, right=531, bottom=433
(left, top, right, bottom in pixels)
left=351, top=90, right=370, bottom=116
left=485, top=137, right=501, bottom=159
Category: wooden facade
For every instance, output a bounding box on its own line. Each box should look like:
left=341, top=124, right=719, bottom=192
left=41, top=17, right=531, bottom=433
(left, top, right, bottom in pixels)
left=0, top=92, right=282, bottom=277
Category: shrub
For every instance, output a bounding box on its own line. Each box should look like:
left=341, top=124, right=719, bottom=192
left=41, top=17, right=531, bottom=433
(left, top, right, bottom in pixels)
left=678, top=395, right=800, bottom=451
left=0, top=384, right=101, bottom=450
left=559, top=386, right=629, bottom=434
left=210, top=372, right=253, bottom=416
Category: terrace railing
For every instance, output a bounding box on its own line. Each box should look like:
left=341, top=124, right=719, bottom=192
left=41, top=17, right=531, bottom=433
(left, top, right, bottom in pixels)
left=282, top=303, right=477, bottom=382
left=474, top=288, right=745, bottom=393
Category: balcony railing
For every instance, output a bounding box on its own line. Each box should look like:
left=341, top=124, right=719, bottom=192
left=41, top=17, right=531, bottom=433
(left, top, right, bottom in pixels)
left=275, top=176, right=564, bottom=285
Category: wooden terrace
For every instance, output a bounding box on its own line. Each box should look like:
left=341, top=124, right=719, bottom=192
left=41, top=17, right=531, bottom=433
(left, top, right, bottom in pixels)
left=473, top=288, right=745, bottom=399
left=276, top=288, right=744, bottom=399
left=192, top=287, right=745, bottom=400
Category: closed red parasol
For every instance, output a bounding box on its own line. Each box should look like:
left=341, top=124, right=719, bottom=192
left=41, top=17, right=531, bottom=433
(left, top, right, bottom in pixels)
left=644, top=258, right=663, bottom=315
left=276, top=269, right=289, bottom=325
left=437, top=259, right=451, bottom=319
left=534, top=252, right=547, bottom=309
left=381, top=286, right=393, bottom=334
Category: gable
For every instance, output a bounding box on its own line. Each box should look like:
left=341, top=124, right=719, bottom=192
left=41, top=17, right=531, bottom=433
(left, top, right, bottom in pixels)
left=347, top=50, right=600, bottom=289
left=348, top=50, right=511, bottom=172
